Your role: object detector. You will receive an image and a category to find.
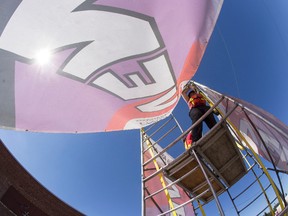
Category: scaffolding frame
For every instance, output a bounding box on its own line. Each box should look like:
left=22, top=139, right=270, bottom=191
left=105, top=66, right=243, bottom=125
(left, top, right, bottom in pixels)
left=140, top=82, right=288, bottom=216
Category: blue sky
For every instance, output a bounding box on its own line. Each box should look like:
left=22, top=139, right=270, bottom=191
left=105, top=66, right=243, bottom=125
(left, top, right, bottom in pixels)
left=1, top=0, right=288, bottom=215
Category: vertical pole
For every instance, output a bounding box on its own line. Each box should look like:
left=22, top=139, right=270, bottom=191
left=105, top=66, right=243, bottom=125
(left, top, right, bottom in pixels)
left=192, top=149, right=225, bottom=216
left=197, top=200, right=207, bottom=216
left=140, top=129, right=145, bottom=216
left=141, top=128, right=177, bottom=216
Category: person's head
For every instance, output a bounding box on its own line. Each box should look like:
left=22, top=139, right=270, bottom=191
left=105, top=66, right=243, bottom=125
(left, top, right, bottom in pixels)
left=188, top=90, right=196, bottom=98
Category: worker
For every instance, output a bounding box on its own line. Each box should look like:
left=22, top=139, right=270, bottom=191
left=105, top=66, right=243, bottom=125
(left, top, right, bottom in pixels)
left=182, top=83, right=217, bottom=142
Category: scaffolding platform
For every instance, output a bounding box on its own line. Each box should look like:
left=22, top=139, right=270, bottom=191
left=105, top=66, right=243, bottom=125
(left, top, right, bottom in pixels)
left=163, top=122, right=247, bottom=202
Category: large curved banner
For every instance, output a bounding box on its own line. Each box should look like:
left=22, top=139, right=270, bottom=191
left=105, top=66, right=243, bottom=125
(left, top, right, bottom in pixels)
left=0, top=0, right=223, bottom=132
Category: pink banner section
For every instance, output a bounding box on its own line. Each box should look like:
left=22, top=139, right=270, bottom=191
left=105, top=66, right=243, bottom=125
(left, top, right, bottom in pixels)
left=0, top=0, right=223, bottom=132
left=143, top=141, right=195, bottom=216
left=200, top=85, right=288, bottom=172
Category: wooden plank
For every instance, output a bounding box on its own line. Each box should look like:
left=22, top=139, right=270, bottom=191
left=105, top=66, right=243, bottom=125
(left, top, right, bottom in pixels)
left=164, top=152, right=225, bottom=202
left=196, top=123, right=247, bottom=187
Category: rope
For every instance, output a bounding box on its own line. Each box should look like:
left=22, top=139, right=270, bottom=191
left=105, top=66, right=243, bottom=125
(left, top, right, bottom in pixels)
left=217, top=26, right=241, bottom=98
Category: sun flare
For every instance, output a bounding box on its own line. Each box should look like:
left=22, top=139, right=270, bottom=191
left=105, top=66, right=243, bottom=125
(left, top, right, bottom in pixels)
left=35, top=49, right=52, bottom=65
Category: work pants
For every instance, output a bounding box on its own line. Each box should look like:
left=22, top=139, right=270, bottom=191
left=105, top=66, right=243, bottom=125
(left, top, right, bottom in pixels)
left=189, top=105, right=217, bottom=142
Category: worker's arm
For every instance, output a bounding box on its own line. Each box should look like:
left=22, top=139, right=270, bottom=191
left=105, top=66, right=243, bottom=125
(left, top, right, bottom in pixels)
left=181, top=84, right=190, bottom=103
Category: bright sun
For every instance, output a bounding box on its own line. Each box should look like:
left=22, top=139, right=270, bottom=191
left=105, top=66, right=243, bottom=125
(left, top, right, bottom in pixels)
left=35, top=49, right=52, bottom=65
